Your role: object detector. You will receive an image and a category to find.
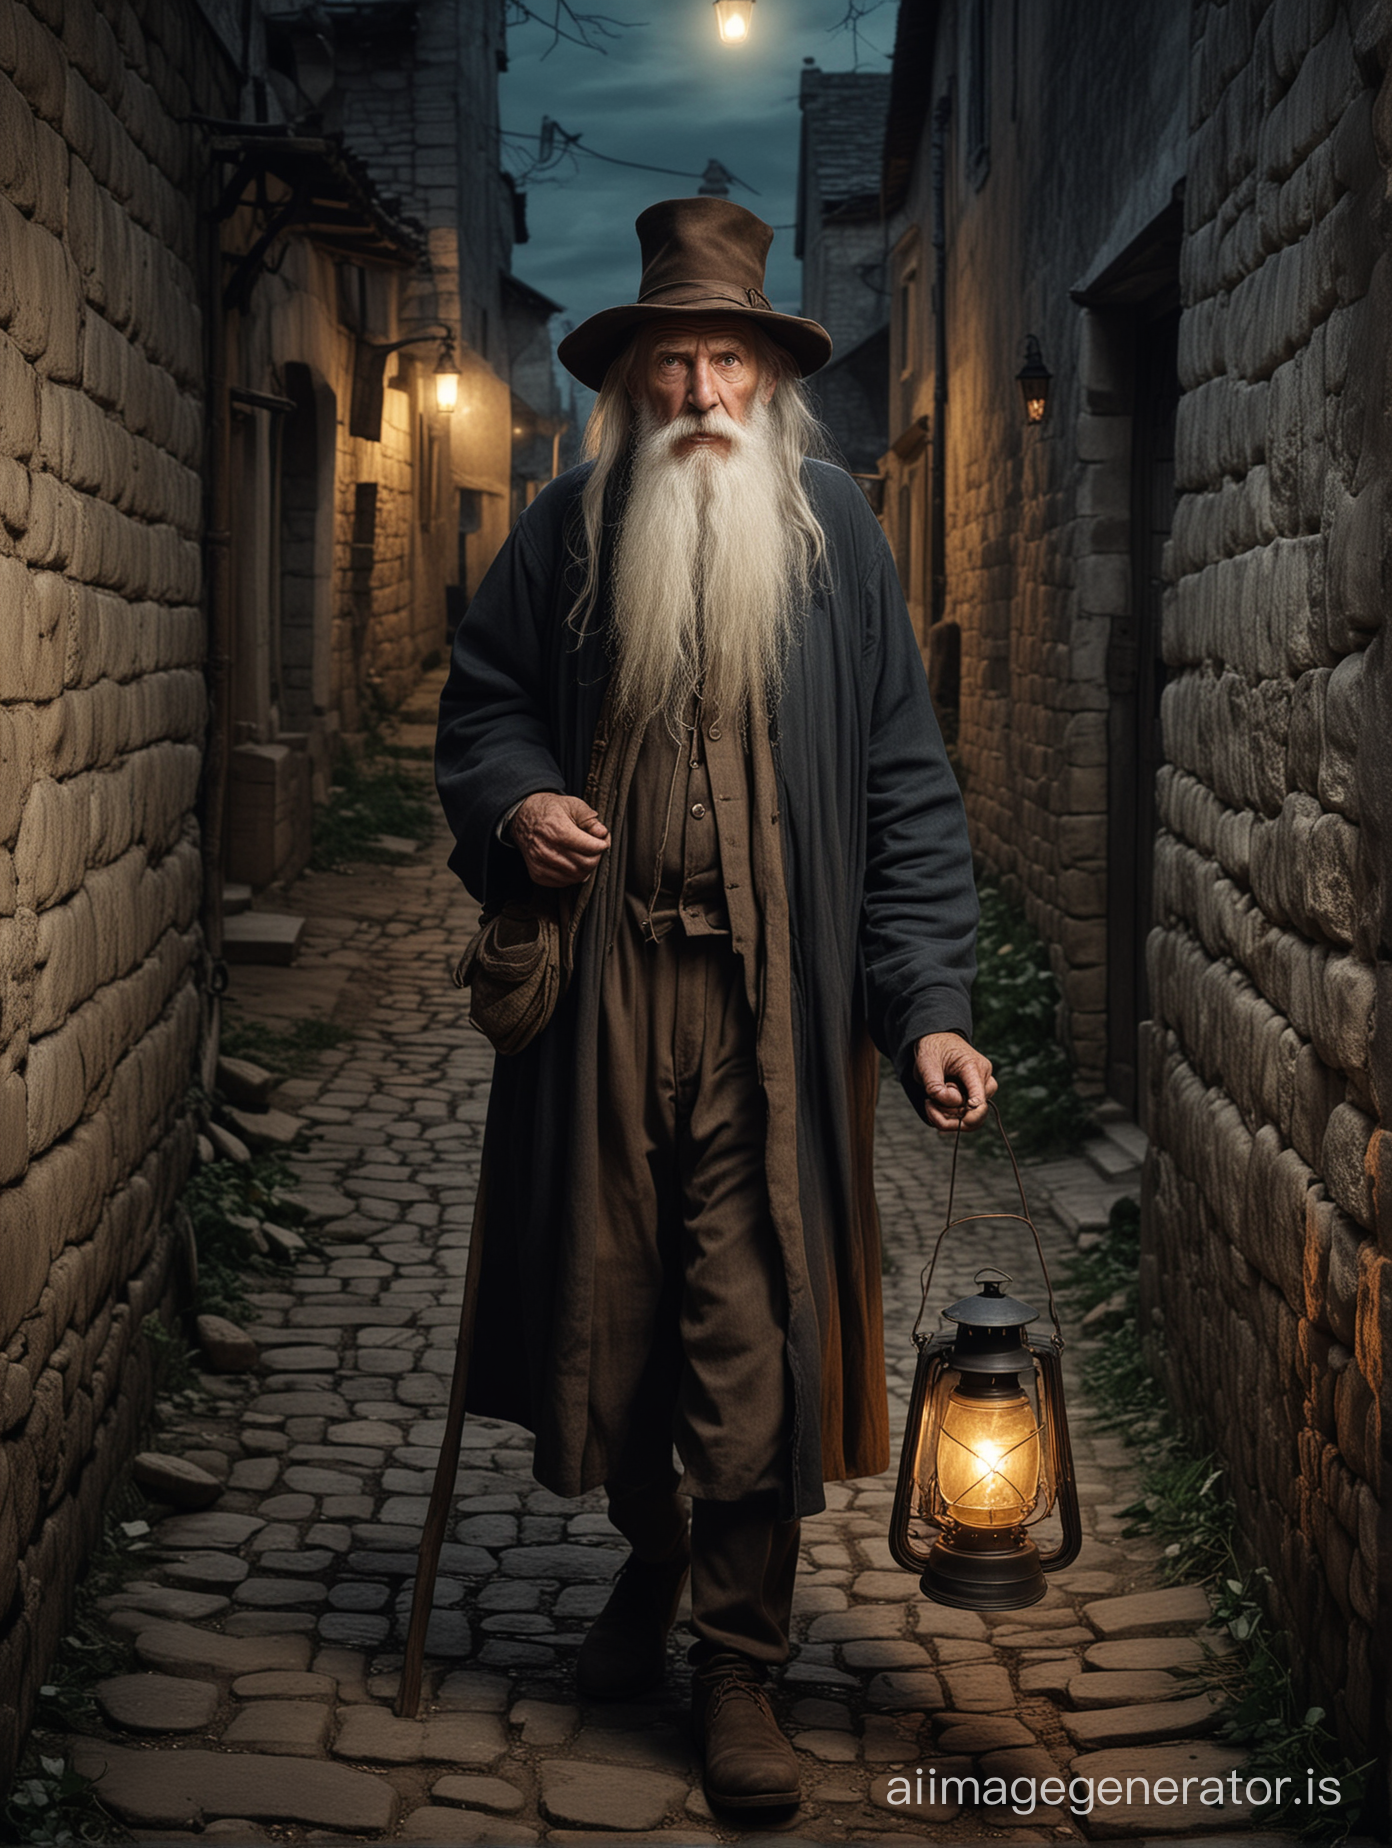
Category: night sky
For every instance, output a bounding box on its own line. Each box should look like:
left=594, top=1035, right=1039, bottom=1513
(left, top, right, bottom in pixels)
left=500, top=0, right=894, bottom=400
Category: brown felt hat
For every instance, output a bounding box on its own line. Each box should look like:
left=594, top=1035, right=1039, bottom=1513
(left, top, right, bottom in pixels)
left=557, top=197, right=833, bottom=391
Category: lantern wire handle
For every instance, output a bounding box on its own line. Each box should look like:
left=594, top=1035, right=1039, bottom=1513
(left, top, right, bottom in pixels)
left=912, top=1101, right=1066, bottom=1349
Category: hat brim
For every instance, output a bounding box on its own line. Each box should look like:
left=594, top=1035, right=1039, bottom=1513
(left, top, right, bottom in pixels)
left=557, top=301, right=833, bottom=392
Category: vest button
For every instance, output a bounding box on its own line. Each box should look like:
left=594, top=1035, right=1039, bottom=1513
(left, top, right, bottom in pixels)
left=708, top=725, right=722, bottom=740
left=690, top=802, right=706, bottom=818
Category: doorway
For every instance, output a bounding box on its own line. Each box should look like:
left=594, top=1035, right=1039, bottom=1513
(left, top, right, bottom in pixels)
left=1106, top=300, right=1179, bottom=1114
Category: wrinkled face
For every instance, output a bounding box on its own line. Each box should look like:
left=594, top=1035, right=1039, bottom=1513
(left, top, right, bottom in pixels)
left=636, top=320, right=777, bottom=455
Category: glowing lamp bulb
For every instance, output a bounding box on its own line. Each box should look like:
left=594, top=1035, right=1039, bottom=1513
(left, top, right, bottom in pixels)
left=434, top=335, right=460, bottom=413
left=935, top=1385, right=1041, bottom=1527
left=714, top=1, right=754, bottom=46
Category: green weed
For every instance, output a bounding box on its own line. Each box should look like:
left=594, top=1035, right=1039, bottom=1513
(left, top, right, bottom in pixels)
left=140, top=1311, right=203, bottom=1401
left=3, top=1753, right=124, bottom=1845
left=181, top=1146, right=308, bottom=1320
left=970, top=881, right=1094, bottom=1158
left=311, top=744, right=434, bottom=870
left=219, top=1010, right=351, bottom=1078
left=10, top=1496, right=155, bottom=1841
left=1063, top=1203, right=1370, bottom=1841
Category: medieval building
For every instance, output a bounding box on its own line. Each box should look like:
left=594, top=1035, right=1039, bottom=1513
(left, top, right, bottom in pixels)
left=0, top=0, right=546, bottom=1783
left=883, top=0, right=1390, bottom=1804
left=796, top=63, right=895, bottom=478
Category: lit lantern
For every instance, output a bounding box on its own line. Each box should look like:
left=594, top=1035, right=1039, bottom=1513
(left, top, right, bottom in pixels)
left=434, top=334, right=460, bottom=414
left=713, top=1, right=755, bottom=46
left=890, top=1264, right=1081, bottom=1610
left=1016, top=334, right=1052, bottom=425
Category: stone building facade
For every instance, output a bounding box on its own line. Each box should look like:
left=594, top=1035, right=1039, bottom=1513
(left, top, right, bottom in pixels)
left=883, top=0, right=1391, bottom=1806
left=215, top=0, right=519, bottom=891
left=0, top=0, right=235, bottom=1782
left=0, top=0, right=528, bottom=1787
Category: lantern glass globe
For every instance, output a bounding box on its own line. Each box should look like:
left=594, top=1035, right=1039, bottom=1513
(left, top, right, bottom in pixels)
left=434, top=367, right=459, bottom=413
left=714, top=1, right=754, bottom=46
left=935, top=1386, right=1041, bottom=1526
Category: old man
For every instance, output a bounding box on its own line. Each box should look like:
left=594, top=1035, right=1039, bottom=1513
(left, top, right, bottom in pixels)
left=435, top=198, right=993, bottom=1813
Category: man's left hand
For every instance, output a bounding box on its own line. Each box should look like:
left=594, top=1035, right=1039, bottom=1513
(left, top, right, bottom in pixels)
left=912, top=1033, right=997, bottom=1132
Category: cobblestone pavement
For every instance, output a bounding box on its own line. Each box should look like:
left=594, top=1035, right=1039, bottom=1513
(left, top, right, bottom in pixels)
left=51, top=717, right=1278, bottom=1845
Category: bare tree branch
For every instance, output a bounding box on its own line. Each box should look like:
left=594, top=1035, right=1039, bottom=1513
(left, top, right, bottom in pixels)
left=827, top=0, right=893, bottom=66
left=505, top=1, right=642, bottom=57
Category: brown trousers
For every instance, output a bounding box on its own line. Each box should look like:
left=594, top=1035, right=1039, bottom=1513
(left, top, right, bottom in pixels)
left=592, top=915, right=798, bottom=1663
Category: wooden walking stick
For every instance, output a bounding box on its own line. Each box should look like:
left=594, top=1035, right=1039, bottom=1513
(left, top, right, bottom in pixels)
left=396, top=1180, right=488, bottom=1718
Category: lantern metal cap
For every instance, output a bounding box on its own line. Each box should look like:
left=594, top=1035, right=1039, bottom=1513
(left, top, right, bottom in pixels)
left=944, top=1270, right=1039, bottom=1331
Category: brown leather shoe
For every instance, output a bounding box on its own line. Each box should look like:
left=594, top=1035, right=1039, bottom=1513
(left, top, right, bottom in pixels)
left=692, top=1655, right=800, bottom=1811
left=575, top=1545, right=690, bottom=1699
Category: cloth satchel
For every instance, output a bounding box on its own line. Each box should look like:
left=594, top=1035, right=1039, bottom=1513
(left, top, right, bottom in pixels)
left=452, top=892, right=574, bottom=1056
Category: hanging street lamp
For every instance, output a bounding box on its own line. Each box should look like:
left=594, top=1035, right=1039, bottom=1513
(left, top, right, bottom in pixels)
left=890, top=1115, right=1081, bottom=1609
left=713, top=1, right=755, bottom=46
left=1016, top=333, right=1053, bottom=425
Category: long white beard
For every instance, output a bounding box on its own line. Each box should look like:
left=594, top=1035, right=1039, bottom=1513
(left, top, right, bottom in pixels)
left=609, top=399, right=804, bottom=728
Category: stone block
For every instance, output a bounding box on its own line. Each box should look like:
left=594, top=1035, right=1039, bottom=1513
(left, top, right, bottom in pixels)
left=1323, top=1103, right=1376, bottom=1228
left=1081, top=1586, right=1212, bottom=1637
left=95, top=1673, right=220, bottom=1734
left=8, top=3, right=66, bottom=125
left=227, top=745, right=312, bottom=892
left=0, top=557, right=64, bottom=703
left=69, top=1741, right=397, bottom=1833
left=1320, top=646, right=1363, bottom=820
left=1063, top=1742, right=1254, bottom=1833
left=133, top=1451, right=223, bottom=1509
left=538, top=1761, right=688, bottom=1832
left=133, top=1621, right=309, bottom=1683
left=222, top=1699, right=332, bottom=1755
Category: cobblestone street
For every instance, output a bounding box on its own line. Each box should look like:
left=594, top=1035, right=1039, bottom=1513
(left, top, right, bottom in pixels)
left=47, top=710, right=1271, bottom=1846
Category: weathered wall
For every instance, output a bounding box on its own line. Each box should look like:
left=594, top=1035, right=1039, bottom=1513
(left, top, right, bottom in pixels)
left=1143, top=0, right=1392, bottom=1800
left=883, top=0, right=1188, bottom=1081
left=0, top=0, right=229, bottom=1782
left=334, top=0, right=513, bottom=590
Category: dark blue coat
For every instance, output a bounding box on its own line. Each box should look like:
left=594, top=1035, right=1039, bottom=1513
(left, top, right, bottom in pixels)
left=436, top=459, right=977, bottom=1517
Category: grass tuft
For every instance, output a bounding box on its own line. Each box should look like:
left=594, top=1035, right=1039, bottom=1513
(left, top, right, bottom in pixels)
left=219, top=1011, right=351, bottom=1078
left=311, top=744, right=434, bottom=870
left=180, top=1146, right=308, bottom=1322
left=970, top=880, right=1094, bottom=1158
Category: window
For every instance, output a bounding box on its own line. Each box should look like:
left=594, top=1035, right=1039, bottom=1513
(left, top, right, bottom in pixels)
left=896, top=263, right=919, bottom=380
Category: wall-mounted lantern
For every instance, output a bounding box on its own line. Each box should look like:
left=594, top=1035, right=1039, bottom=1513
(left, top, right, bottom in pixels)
left=350, top=324, right=460, bottom=440
left=713, top=1, right=755, bottom=46
left=433, top=332, right=460, bottom=414
left=1016, top=334, right=1052, bottom=425
left=889, top=1116, right=1080, bottom=1610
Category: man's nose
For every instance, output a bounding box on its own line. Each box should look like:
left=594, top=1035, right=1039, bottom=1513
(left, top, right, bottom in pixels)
left=686, top=358, right=720, bottom=412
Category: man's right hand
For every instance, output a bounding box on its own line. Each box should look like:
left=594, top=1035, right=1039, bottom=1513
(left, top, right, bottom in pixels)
left=510, top=792, right=610, bottom=888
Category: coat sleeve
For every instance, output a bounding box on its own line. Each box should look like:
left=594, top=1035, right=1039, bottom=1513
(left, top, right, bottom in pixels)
left=856, top=524, right=979, bottom=1086
left=435, top=509, right=568, bottom=907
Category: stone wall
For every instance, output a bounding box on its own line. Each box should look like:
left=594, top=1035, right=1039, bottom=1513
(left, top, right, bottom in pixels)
left=1143, top=0, right=1392, bottom=1800
left=881, top=0, right=1189, bottom=1085
left=0, top=0, right=229, bottom=1783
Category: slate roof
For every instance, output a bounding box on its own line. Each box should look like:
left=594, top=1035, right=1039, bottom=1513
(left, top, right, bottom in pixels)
left=799, top=68, right=892, bottom=216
